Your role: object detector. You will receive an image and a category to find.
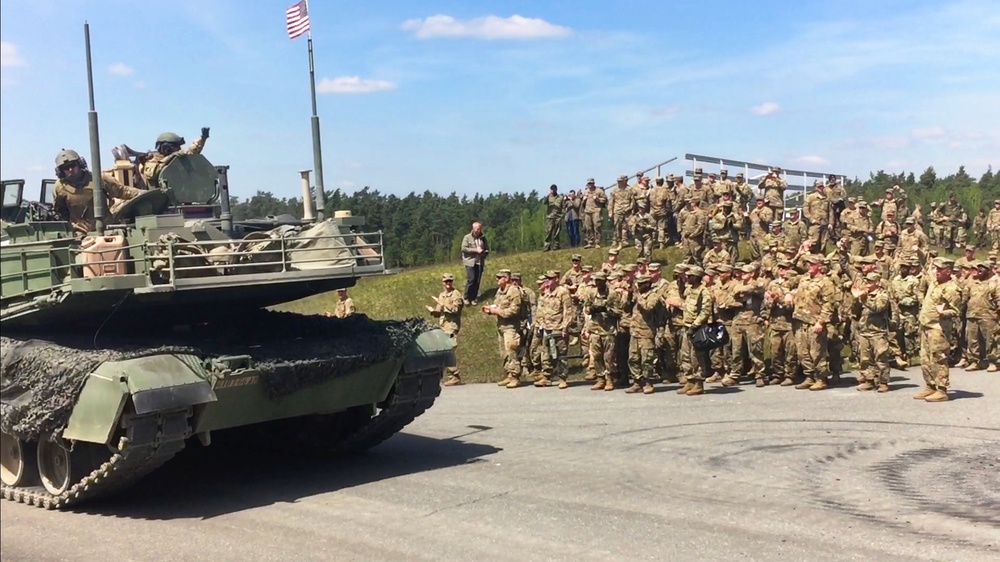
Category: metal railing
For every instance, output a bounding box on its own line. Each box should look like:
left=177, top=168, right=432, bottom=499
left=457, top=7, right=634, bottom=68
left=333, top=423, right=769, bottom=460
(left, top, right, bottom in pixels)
left=683, top=153, right=846, bottom=200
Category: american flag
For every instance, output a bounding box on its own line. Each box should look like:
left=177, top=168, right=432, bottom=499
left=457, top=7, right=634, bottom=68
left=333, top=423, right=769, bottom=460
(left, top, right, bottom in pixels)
left=286, top=0, right=310, bottom=40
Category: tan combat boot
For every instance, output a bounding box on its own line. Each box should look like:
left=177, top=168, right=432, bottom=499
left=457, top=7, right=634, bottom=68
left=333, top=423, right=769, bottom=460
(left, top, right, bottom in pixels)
left=685, top=380, right=705, bottom=395
left=965, top=363, right=983, bottom=372
left=721, top=375, right=739, bottom=387
left=443, top=375, right=463, bottom=386
left=534, top=376, right=552, bottom=387
left=497, top=376, right=513, bottom=387
left=912, top=386, right=935, bottom=399
left=895, top=358, right=909, bottom=369
left=584, top=372, right=597, bottom=381
left=676, top=381, right=693, bottom=394
left=955, top=359, right=968, bottom=368
left=706, top=373, right=723, bottom=383
left=505, top=377, right=521, bottom=389
left=604, top=377, right=616, bottom=391
left=856, top=381, right=873, bottom=391
left=809, top=379, right=828, bottom=391
left=625, top=382, right=643, bottom=394
left=558, top=380, right=569, bottom=390
left=591, top=380, right=606, bottom=391
left=924, top=389, right=949, bottom=402
left=643, top=383, right=655, bottom=394
left=780, top=377, right=795, bottom=386
left=877, top=383, right=889, bottom=393
left=755, top=377, right=765, bottom=388
left=986, top=364, right=998, bottom=372
left=768, top=376, right=782, bottom=386
left=795, top=378, right=815, bottom=390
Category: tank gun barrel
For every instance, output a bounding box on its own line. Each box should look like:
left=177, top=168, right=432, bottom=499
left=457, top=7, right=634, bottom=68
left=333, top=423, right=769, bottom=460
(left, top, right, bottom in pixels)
left=84, top=22, right=106, bottom=234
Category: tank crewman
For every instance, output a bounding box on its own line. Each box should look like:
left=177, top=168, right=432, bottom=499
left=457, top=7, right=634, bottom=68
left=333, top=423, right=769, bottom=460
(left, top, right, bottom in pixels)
left=584, top=271, right=622, bottom=390
left=426, top=273, right=464, bottom=386
left=141, top=128, right=210, bottom=187
left=542, top=184, right=566, bottom=251
left=52, top=149, right=143, bottom=235
left=803, top=181, right=831, bottom=251
left=728, top=264, right=766, bottom=386
left=915, top=258, right=963, bottom=402
left=625, top=274, right=663, bottom=394
left=581, top=178, right=608, bottom=249
left=483, top=269, right=524, bottom=389
left=791, top=254, right=837, bottom=391
left=851, top=271, right=892, bottom=392
left=609, top=175, right=634, bottom=250
left=533, top=270, right=574, bottom=389
left=762, top=259, right=799, bottom=385
left=678, top=265, right=714, bottom=396
left=963, top=263, right=997, bottom=371
left=988, top=200, right=1000, bottom=251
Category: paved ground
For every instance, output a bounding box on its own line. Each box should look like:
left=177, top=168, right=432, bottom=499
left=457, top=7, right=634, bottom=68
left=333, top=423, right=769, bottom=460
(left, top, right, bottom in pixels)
left=2, top=367, right=998, bottom=562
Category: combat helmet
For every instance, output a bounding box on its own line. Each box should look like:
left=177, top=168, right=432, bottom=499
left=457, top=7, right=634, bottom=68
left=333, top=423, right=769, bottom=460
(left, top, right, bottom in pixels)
left=54, top=148, right=88, bottom=180
left=155, top=131, right=185, bottom=154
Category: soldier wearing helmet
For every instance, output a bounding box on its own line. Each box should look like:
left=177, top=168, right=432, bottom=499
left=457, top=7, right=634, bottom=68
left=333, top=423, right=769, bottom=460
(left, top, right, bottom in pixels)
left=140, top=127, right=211, bottom=187
left=52, top=148, right=142, bottom=235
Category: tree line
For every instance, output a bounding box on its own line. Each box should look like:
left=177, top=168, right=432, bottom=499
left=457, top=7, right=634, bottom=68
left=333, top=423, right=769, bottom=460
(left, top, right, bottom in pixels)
left=228, top=165, right=999, bottom=268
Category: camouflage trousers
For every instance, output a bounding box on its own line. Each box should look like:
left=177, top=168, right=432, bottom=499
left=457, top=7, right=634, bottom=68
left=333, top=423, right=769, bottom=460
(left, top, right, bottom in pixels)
left=627, top=336, right=656, bottom=383
left=747, top=236, right=764, bottom=261
left=848, top=237, right=869, bottom=257
left=681, top=237, right=703, bottom=264
left=653, top=215, right=669, bottom=247
left=497, top=327, right=522, bottom=380
left=544, top=218, right=562, bottom=250
left=807, top=224, right=828, bottom=252
left=588, top=332, right=616, bottom=382
left=827, top=324, right=844, bottom=377
left=768, top=328, right=796, bottom=380
left=793, top=320, right=829, bottom=382
left=895, top=313, right=920, bottom=362
left=583, top=212, right=602, bottom=247
left=729, top=322, right=764, bottom=380
left=710, top=321, right=732, bottom=376
left=446, top=332, right=460, bottom=378
left=680, top=329, right=712, bottom=381
left=919, top=324, right=951, bottom=390
left=634, top=234, right=653, bottom=259
left=992, top=230, right=1000, bottom=251
left=613, top=216, right=630, bottom=247
left=658, top=326, right=683, bottom=380
left=538, top=330, right=568, bottom=380
left=522, top=329, right=542, bottom=377
left=965, top=317, right=998, bottom=366
left=857, top=331, right=890, bottom=384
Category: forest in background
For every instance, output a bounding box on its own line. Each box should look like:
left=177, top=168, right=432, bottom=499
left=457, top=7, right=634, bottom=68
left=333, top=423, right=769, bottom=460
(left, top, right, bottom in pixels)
left=229, top=165, right=1000, bottom=268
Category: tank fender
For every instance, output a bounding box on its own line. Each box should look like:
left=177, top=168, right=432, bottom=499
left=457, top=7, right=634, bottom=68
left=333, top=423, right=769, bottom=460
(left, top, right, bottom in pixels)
left=402, top=328, right=457, bottom=373
left=62, top=353, right=216, bottom=445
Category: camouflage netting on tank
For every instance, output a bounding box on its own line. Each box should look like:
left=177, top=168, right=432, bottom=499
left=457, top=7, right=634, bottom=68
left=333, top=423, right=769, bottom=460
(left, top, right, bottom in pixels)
left=1, top=312, right=434, bottom=441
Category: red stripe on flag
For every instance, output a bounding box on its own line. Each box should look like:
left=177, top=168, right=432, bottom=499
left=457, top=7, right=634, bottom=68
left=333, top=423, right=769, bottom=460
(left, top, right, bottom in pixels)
left=286, top=0, right=310, bottom=40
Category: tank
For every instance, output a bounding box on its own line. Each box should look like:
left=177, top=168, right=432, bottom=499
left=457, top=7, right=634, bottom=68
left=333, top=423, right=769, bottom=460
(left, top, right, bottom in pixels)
left=0, top=138, right=454, bottom=511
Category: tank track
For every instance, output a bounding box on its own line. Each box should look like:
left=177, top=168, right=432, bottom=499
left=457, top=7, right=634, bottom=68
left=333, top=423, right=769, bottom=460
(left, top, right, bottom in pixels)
left=1, top=408, right=191, bottom=510
left=327, top=366, right=443, bottom=455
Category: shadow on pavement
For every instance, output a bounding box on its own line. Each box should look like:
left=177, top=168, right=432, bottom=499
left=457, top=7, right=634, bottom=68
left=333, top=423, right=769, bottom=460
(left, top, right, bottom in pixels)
left=949, top=390, right=985, bottom=400
left=77, top=432, right=501, bottom=521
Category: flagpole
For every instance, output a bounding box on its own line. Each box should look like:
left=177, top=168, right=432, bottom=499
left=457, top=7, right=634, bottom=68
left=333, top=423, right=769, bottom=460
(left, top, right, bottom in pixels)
left=305, top=0, right=326, bottom=220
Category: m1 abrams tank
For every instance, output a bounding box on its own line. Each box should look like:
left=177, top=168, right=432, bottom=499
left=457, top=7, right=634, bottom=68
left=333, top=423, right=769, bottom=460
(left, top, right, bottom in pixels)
left=0, top=33, right=453, bottom=510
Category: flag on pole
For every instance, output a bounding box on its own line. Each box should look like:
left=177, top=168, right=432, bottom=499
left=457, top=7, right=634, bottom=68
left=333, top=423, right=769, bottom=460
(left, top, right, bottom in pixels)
left=286, top=0, right=310, bottom=40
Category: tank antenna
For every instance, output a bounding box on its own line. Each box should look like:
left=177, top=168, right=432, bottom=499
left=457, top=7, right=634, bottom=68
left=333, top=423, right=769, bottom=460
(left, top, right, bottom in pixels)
left=84, top=22, right=106, bottom=234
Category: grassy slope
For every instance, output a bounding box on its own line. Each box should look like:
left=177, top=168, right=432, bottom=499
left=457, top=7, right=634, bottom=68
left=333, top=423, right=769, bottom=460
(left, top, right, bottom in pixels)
left=277, top=244, right=685, bottom=384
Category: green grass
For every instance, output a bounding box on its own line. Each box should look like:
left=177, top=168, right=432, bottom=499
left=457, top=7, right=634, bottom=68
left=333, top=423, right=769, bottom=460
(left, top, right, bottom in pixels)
left=277, top=244, right=686, bottom=383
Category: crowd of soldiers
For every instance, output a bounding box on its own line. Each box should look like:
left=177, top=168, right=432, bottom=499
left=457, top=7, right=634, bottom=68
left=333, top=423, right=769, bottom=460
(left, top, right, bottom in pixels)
left=454, top=168, right=1000, bottom=402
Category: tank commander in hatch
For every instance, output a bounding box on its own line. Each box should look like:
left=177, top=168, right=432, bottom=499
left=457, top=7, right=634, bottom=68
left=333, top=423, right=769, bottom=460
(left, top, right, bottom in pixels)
left=140, top=127, right=210, bottom=187
left=52, top=149, right=142, bottom=236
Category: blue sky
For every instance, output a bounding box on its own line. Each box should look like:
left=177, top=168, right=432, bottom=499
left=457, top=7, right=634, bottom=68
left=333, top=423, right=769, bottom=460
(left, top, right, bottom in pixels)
left=2, top=0, right=998, bottom=201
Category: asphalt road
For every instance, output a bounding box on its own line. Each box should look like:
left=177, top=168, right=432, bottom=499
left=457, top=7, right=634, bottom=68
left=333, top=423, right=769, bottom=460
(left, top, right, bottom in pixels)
left=2, top=367, right=998, bottom=562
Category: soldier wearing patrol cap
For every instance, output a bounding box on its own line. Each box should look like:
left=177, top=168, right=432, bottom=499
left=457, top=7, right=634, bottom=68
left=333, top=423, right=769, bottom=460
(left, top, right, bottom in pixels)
left=851, top=271, right=892, bottom=392
left=678, top=265, right=714, bottom=395
left=791, top=254, right=838, bottom=391
left=484, top=269, right=524, bottom=388
left=534, top=270, right=574, bottom=389
left=610, top=174, right=634, bottom=250
left=426, top=273, right=465, bottom=386
left=915, top=257, right=963, bottom=402
left=962, top=262, right=997, bottom=372
left=624, top=273, right=663, bottom=394
left=582, top=177, right=608, bottom=249
left=584, top=271, right=623, bottom=390
left=602, top=247, right=622, bottom=274
left=649, top=176, right=672, bottom=249
left=727, top=263, right=767, bottom=386
left=988, top=199, right=1000, bottom=250
left=762, top=259, right=799, bottom=385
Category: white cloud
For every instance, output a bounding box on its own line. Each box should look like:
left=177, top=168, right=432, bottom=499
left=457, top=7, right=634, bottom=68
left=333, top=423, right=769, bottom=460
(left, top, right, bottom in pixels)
left=108, top=62, right=135, bottom=76
left=794, top=155, right=831, bottom=167
left=750, top=102, right=780, bottom=116
left=401, top=15, right=572, bottom=40
left=317, top=76, right=397, bottom=94
left=1, top=41, right=26, bottom=67
left=911, top=126, right=946, bottom=139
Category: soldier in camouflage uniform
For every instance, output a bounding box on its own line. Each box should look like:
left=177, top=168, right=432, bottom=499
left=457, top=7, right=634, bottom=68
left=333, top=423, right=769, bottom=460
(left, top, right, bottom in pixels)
left=763, top=260, right=799, bottom=385
left=630, top=199, right=656, bottom=259
left=851, top=272, right=892, bottom=392
left=803, top=181, right=831, bottom=252
left=141, top=128, right=210, bottom=188
left=748, top=198, right=774, bottom=260
left=963, top=263, right=997, bottom=371
left=848, top=202, right=874, bottom=256
left=760, top=168, right=787, bottom=215
left=889, top=259, right=926, bottom=367
left=584, top=271, right=623, bottom=390
left=703, top=237, right=733, bottom=271
left=581, top=178, right=608, bottom=248
left=649, top=176, right=672, bottom=249
left=662, top=264, right=689, bottom=384
left=896, top=217, right=929, bottom=266
left=610, top=175, right=634, bottom=250
left=710, top=197, right=741, bottom=259
left=973, top=208, right=989, bottom=249
left=483, top=269, right=524, bottom=389
left=727, top=264, right=767, bottom=386
left=707, top=265, right=735, bottom=383
left=914, top=258, right=963, bottom=402
left=426, top=273, right=465, bottom=386
left=625, top=274, right=664, bottom=394
left=680, top=198, right=707, bottom=264
left=988, top=200, right=1000, bottom=251
left=783, top=208, right=808, bottom=254
left=519, top=274, right=542, bottom=382
left=791, top=255, right=837, bottom=390
left=543, top=184, right=566, bottom=251
left=678, top=265, right=715, bottom=395
left=534, top=270, right=574, bottom=389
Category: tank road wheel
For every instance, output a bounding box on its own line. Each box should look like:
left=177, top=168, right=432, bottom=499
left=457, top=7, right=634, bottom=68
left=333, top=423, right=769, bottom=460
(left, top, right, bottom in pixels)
left=1, top=431, right=38, bottom=487
left=36, top=437, right=103, bottom=496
